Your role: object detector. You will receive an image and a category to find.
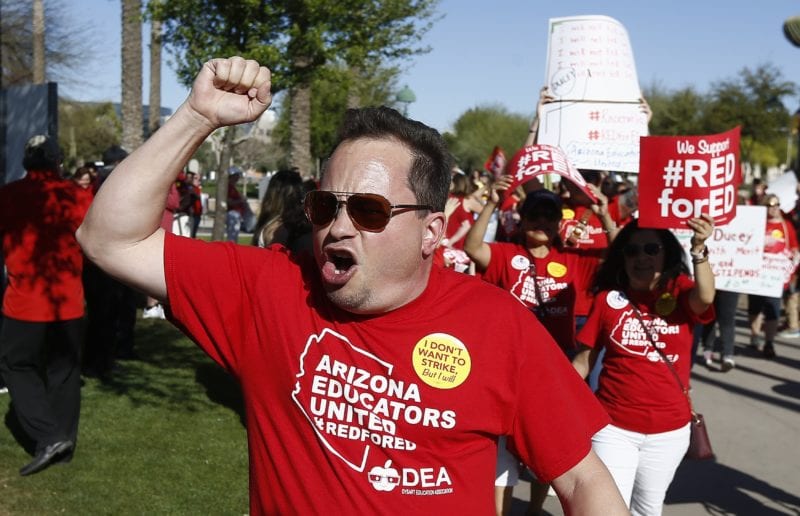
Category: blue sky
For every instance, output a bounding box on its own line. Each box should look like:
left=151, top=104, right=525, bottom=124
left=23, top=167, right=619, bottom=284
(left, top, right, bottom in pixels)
left=63, top=0, right=800, bottom=133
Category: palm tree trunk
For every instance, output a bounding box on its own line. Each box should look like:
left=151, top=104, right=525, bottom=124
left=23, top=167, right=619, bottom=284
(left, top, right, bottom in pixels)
left=121, top=0, right=143, bottom=151
left=211, top=127, right=236, bottom=242
left=32, top=0, right=45, bottom=84
left=290, top=83, right=312, bottom=177
left=148, top=15, right=162, bottom=136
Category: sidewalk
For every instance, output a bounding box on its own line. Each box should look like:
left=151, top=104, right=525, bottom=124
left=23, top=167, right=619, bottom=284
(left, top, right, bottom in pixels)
left=512, top=307, right=800, bottom=515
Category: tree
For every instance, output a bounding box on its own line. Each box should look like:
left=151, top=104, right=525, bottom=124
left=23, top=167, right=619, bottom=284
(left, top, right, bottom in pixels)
left=273, top=62, right=401, bottom=170
left=32, top=0, right=45, bottom=83
left=0, top=0, right=94, bottom=88
left=151, top=0, right=438, bottom=163
left=121, top=0, right=143, bottom=151
left=444, top=105, right=530, bottom=172
left=705, top=64, right=796, bottom=167
left=644, top=83, right=708, bottom=137
left=148, top=2, right=163, bottom=136
left=59, top=100, right=121, bottom=170
left=151, top=0, right=440, bottom=239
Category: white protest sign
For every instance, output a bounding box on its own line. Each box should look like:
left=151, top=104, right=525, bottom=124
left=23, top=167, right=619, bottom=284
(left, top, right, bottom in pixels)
left=539, top=15, right=646, bottom=172
left=537, top=102, right=648, bottom=172
left=674, top=206, right=787, bottom=297
left=766, top=171, right=798, bottom=212
left=545, top=15, right=641, bottom=102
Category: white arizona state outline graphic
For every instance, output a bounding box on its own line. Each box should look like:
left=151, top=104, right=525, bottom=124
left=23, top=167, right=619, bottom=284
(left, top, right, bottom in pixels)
left=291, top=328, right=394, bottom=473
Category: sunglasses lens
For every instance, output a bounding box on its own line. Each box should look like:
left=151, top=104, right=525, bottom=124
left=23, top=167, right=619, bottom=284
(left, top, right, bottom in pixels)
left=347, top=194, right=391, bottom=231
left=305, top=191, right=339, bottom=225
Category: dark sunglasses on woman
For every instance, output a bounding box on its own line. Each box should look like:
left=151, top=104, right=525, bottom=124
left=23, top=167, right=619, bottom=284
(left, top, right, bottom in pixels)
left=623, top=242, right=663, bottom=257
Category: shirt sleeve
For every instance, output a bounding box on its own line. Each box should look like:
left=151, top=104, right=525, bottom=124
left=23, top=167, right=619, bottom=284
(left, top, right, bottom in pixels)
left=507, top=316, right=610, bottom=482
left=576, top=293, right=607, bottom=350
left=163, top=232, right=296, bottom=376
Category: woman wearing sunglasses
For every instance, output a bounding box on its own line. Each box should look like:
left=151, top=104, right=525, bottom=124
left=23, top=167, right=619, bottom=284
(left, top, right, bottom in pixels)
left=572, top=215, right=715, bottom=515
left=464, top=176, right=616, bottom=516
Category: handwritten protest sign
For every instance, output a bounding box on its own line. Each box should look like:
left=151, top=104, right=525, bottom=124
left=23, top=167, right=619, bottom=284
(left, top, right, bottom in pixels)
left=545, top=15, right=641, bottom=102
left=638, top=127, right=741, bottom=229
left=506, top=144, right=598, bottom=202
left=673, top=206, right=789, bottom=297
left=538, top=102, right=648, bottom=172
left=539, top=15, right=647, bottom=172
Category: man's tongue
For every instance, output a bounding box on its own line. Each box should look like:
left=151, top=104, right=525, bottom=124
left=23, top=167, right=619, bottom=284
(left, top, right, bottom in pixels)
left=321, top=254, right=356, bottom=285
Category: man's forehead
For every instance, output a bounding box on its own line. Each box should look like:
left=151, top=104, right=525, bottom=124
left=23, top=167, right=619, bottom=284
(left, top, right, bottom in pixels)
left=323, top=138, right=412, bottom=183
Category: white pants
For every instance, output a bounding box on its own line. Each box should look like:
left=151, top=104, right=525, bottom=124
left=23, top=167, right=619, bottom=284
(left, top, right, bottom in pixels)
left=495, top=436, right=521, bottom=486
left=592, top=423, right=690, bottom=516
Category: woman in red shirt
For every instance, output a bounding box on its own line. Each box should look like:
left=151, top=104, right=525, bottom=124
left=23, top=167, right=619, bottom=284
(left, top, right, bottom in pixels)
left=465, top=176, right=616, bottom=516
left=572, top=215, right=715, bottom=515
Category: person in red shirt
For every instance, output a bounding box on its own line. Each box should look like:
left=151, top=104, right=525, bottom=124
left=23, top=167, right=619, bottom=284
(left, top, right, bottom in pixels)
left=0, top=135, right=92, bottom=475
left=572, top=216, right=715, bottom=515
left=465, top=177, right=616, bottom=516
left=77, top=56, right=628, bottom=514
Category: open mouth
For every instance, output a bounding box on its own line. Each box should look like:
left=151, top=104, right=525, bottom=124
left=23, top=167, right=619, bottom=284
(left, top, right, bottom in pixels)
left=321, top=248, right=358, bottom=285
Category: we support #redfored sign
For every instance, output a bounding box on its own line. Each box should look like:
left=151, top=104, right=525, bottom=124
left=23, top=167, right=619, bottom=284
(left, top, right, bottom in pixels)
left=638, top=127, right=741, bottom=229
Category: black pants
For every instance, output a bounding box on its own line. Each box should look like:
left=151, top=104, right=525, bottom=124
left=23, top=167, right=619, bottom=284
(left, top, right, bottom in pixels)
left=0, top=317, right=84, bottom=452
left=83, top=262, right=138, bottom=374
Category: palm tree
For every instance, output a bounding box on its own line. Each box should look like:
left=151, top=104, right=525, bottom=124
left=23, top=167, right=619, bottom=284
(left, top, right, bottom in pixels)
left=148, top=1, right=162, bottom=136
left=32, top=0, right=45, bottom=83
left=121, top=0, right=143, bottom=151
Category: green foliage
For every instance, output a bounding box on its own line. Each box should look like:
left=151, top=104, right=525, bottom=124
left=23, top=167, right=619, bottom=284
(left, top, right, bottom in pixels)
left=444, top=105, right=530, bottom=172
left=273, top=62, right=401, bottom=164
left=58, top=100, right=121, bottom=170
left=644, top=62, right=797, bottom=169
left=0, top=319, right=248, bottom=513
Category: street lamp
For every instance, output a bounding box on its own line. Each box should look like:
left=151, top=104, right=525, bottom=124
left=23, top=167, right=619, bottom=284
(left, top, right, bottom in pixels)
left=396, top=85, right=416, bottom=116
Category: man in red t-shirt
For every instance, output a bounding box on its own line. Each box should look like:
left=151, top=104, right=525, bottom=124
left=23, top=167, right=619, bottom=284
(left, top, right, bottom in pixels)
left=0, top=135, right=92, bottom=476
left=77, top=57, right=627, bottom=514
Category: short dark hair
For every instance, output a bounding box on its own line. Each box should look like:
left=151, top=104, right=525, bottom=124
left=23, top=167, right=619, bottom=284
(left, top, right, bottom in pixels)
left=332, top=106, right=452, bottom=212
left=593, top=219, right=689, bottom=293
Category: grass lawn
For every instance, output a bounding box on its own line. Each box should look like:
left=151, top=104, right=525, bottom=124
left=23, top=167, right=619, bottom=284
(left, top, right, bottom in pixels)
left=0, top=317, right=249, bottom=515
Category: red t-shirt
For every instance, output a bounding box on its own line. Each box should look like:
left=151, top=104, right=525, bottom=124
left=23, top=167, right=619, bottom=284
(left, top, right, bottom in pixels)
left=444, top=196, right=473, bottom=250
left=163, top=233, right=609, bottom=514
left=481, top=243, right=600, bottom=351
left=0, top=170, right=92, bottom=321
left=764, top=218, right=798, bottom=254
left=576, top=275, right=714, bottom=434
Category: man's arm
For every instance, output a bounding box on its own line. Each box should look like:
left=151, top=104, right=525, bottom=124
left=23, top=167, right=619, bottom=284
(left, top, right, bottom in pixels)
left=550, top=450, right=629, bottom=514
left=77, top=57, right=271, bottom=301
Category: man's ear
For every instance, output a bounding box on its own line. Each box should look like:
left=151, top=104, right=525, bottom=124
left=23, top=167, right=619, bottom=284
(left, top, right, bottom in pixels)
left=421, top=211, right=446, bottom=258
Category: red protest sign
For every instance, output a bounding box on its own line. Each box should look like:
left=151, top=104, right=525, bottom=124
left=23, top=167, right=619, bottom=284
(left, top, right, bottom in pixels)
left=638, top=127, right=741, bottom=229
left=484, top=146, right=507, bottom=179
left=507, top=144, right=598, bottom=202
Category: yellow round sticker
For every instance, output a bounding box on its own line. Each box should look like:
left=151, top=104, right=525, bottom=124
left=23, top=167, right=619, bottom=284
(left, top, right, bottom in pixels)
left=412, top=333, right=471, bottom=389
left=655, top=293, right=677, bottom=316
left=771, top=229, right=784, bottom=240
left=547, top=261, right=567, bottom=278
left=562, top=208, right=576, bottom=220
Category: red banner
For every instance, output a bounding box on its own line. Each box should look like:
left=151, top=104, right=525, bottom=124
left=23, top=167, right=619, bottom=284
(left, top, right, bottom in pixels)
left=638, top=127, right=741, bottom=229
left=484, top=146, right=507, bottom=179
left=507, top=144, right=598, bottom=202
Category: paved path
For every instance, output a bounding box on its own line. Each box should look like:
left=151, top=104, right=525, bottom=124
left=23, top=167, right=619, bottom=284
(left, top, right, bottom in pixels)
left=511, top=308, right=800, bottom=515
